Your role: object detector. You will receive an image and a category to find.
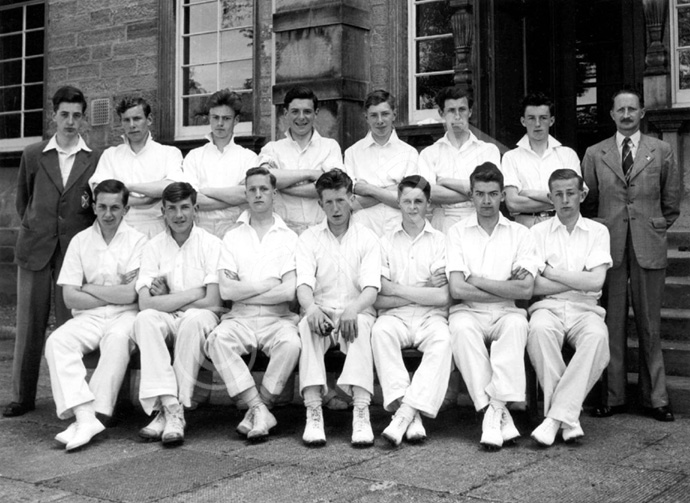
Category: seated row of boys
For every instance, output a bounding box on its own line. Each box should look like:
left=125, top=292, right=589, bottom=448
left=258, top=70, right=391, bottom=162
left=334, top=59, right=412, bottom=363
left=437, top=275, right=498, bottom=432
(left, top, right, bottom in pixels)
left=45, top=161, right=611, bottom=454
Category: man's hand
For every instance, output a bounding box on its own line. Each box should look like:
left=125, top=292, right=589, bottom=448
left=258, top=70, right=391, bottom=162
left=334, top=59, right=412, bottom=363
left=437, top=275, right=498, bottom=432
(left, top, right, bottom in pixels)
left=119, top=269, right=138, bottom=285
left=150, top=276, right=170, bottom=296
left=337, top=305, right=359, bottom=343
left=429, top=267, right=448, bottom=287
left=380, top=278, right=396, bottom=296
left=510, top=266, right=530, bottom=281
left=354, top=180, right=373, bottom=196
left=306, top=304, right=335, bottom=338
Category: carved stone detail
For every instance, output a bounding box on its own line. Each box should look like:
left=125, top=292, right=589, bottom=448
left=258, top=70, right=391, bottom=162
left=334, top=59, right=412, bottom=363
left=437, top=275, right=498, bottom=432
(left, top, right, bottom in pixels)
left=642, top=0, right=669, bottom=76
left=449, top=0, right=474, bottom=90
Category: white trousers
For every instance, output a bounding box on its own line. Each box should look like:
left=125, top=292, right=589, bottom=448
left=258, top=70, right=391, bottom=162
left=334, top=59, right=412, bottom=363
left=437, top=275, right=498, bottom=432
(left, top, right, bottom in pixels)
left=449, top=308, right=528, bottom=411
left=205, top=315, right=300, bottom=399
left=527, top=300, right=610, bottom=426
left=45, top=310, right=136, bottom=419
left=133, top=308, right=219, bottom=415
left=298, top=311, right=375, bottom=397
left=372, top=314, right=452, bottom=418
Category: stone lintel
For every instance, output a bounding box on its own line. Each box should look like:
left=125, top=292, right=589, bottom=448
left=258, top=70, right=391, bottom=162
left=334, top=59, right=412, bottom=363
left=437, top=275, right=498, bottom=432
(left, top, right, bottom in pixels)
left=273, top=4, right=371, bottom=33
left=646, top=108, right=690, bottom=133
left=272, top=78, right=369, bottom=106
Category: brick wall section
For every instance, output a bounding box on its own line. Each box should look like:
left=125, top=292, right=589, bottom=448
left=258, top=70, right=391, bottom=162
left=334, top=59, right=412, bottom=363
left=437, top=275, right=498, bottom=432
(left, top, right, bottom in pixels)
left=46, top=0, right=160, bottom=150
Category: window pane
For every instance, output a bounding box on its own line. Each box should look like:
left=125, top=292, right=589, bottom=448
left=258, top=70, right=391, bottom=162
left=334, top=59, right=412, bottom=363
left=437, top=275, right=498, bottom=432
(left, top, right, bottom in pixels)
left=679, top=8, right=690, bottom=47
left=0, top=59, right=21, bottom=86
left=679, top=49, right=690, bottom=90
left=186, top=33, right=217, bottom=65
left=187, top=2, right=217, bottom=34
left=0, top=7, right=22, bottom=35
left=26, top=29, right=44, bottom=57
left=235, top=90, right=253, bottom=123
left=0, top=113, right=20, bottom=137
left=219, top=60, right=252, bottom=90
left=183, top=64, right=216, bottom=95
left=416, top=38, right=453, bottom=73
left=416, top=73, right=454, bottom=110
left=25, top=83, right=42, bottom=109
left=416, top=1, right=452, bottom=37
left=182, top=95, right=210, bottom=126
left=221, top=0, right=252, bottom=29
left=220, top=28, right=252, bottom=61
left=0, top=86, right=21, bottom=112
left=23, top=110, right=42, bottom=136
left=25, top=56, right=43, bottom=83
left=0, top=33, right=23, bottom=60
left=26, top=3, right=45, bottom=30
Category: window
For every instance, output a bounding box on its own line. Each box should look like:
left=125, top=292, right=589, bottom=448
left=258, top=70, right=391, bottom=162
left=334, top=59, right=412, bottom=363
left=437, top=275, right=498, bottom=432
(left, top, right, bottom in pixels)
left=0, top=0, right=44, bottom=151
left=671, top=0, right=690, bottom=105
left=408, top=0, right=455, bottom=124
left=176, top=0, right=254, bottom=140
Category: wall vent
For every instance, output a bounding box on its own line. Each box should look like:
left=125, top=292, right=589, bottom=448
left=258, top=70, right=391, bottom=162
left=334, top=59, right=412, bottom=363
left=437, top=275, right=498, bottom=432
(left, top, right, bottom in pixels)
left=91, top=98, right=111, bottom=126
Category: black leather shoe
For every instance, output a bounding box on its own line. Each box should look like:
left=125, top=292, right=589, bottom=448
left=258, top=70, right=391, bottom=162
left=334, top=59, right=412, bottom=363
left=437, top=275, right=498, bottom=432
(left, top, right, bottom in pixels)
left=644, top=406, right=675, bottom=422
left=591, top=404, right=627, bottom=418
left=2, top=402, right=35, bottom=417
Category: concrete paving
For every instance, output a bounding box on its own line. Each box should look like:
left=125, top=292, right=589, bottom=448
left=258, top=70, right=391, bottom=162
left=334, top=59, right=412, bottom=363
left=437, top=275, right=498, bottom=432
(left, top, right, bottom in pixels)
left=0, top=337, right=688, bottom=503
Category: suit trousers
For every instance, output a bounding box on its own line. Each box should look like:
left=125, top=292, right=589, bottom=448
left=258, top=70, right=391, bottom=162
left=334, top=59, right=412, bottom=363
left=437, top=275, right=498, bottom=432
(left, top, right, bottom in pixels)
left=205, top=316, right=300, bottom=399
left=45, top=310, right=136, bottom=419
left=133, top=308, right=219, bottom=415
left=12, top=248, right=71, bottom=405
left=527, top=301, right=609, bottom=426
left=449, top=308, right=528, bottom=411
left=603, top=237, right=668, bottom=408
left=298, top=311, right=375, bottom=397
left=372, top=314, right=452, bottom=418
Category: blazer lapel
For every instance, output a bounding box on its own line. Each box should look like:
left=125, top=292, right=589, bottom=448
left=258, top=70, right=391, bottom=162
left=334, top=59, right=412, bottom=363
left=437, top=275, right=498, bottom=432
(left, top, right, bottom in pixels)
left=40, top=150, right=64, bottom=192
left=628, top=135, right=655, bottom=182
left=64, top=150, right=90, bottom=193
left=601, top=136, right=627, bottom=184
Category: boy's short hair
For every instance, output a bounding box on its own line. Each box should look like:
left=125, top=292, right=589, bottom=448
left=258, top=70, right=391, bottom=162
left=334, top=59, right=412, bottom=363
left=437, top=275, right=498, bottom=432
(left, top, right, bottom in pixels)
left=245, top=166, right=277, bottom=189
left=398, top=175, right=431, bottom=201
left=548, top=168, right=584, bottom=191
left=435, top=86, right=474, bottom=111
left=115, top=97, right=151, bottom=118
left=315, top=169, right=353, bottom=198
left=521, top=92, right=554, bottom=116
left=284, top=86, right=318, bottom=110
left=364, top=89, right=396, bottom=111
left=94, top=179, right=130, bottom=207
left=470, top=162, right=504, bottom=191
left=162, top=182, right=197, bottom=206
left=205, top=89, right=243, bottom=116
left=52, top=86, right=87, bottom=113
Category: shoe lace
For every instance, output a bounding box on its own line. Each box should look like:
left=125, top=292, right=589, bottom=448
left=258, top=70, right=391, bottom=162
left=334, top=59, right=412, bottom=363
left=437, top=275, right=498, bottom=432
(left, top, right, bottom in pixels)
left=353, top=407, right=369, bottom=432
left=307, top=407, right=322, bottom=426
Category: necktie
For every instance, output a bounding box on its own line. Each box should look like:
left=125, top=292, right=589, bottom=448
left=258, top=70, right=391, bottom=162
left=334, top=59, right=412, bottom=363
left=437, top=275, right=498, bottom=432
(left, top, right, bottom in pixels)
left=622, top=137, right=633, bottom=177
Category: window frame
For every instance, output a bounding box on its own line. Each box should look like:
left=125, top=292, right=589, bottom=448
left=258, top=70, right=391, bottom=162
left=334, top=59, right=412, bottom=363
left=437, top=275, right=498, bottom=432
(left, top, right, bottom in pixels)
left=671, top=0, right=690, bottom=106
left=407, top=0, right=455, bottom=124
left=0, top=0, right=45, bottom=152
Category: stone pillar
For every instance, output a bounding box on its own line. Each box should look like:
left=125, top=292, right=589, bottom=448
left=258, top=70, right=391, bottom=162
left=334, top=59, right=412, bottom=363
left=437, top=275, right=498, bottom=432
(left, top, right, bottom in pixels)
left=642, top=0, right=671, bottom=109
left=449, top=0, right=474, bottom=93
left=272, top=0, right=371, bottom=150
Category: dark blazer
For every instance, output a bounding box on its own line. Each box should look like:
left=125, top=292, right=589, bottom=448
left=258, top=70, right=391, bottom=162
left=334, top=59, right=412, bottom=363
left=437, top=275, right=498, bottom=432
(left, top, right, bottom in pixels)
left=14, top=140, right=100, bottom=271
left=581, top=133, right=680, bottom=269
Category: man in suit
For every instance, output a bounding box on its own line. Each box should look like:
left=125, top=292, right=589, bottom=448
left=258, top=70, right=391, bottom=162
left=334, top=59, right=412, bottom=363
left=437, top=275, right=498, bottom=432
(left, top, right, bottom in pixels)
left=582, top=88, right=680, bottom=422
left=4, top=86, right=101, bottom=417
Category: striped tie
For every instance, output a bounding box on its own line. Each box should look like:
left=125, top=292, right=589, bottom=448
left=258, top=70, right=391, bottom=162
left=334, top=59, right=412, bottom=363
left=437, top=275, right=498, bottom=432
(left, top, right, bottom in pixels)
left=622, top=137, right=633, bottom=180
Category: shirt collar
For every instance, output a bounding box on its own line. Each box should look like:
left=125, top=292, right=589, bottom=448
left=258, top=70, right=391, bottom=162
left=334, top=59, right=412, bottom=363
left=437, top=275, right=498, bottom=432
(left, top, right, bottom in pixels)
left=363, top=129, right=400, bottom=148
left=121, top=131, right=154, bottom=153
left=616, top=130, right=641, bottom=148
left=164, top=223, right=200, bottom=248
left=515, top=134, right=562, bottom=152
left=465, top=211, right=509, bottom=229
left=204, top=133, right=237, bottom=153
left=92, top=218, right=132, bottom=243
left=393, top=219, right=436, bottom=240
left=285, top=128, right=322, bottom=145
left=43, top=134, right=92, bottom=154
left=438, top=130, right=480, bottom=149
left=549, top=213, right=588, bottom=233
left=236, top=210, right=290, bottom=232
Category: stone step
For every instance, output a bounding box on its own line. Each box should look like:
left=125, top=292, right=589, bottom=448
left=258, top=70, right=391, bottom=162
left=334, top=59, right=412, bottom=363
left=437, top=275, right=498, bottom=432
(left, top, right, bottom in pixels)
left=628, top=338, right=690, bottom=377
left=667, top=250, right=690, bottom=276
left=668, top=229, right=690, bottom=249
left=662, top=276, right=690, bottom=309
left=626, top=373, right=690, bottom=416
left=628, top=308, right=690, bottom=342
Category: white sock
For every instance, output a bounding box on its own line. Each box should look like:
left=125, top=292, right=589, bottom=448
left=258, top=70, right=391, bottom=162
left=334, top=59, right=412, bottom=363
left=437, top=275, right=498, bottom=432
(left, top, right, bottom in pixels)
left=303, top=386, right=322, bottom=409
left=396, top=403, right=416, bottom=422
left=73, top=402, right=96, bottom=424
left=160, top=395, right=178, bottom=409
left=352, top=386, right=371, bottom=408
left=238, top=387, right=263, bottom=409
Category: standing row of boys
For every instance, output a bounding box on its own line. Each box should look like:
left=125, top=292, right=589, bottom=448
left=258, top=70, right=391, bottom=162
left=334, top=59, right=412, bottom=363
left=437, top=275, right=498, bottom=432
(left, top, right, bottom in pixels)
left=5, top=83, right=679, bottom=453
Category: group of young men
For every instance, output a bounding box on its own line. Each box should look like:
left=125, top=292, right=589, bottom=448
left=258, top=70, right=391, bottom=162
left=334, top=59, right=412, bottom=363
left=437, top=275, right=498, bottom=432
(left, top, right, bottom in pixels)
left=5, top=81, right=679, bottom=453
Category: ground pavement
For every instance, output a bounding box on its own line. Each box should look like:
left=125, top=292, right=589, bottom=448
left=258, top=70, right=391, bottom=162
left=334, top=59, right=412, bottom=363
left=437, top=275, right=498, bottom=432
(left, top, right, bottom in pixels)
left=0, top=336, right=688, bottom=503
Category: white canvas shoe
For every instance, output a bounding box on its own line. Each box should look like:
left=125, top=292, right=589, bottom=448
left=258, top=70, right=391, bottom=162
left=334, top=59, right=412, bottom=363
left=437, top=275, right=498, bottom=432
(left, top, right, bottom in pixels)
left=302, top=406, right=326, bottom=446
left=531, top=417, right=561, bottom=447
left=236, top=407, right=254, bottom=436
left=65, top=419, right=105, bottom=451
left=55, top=422, right=78, bottom=445
left=161, top=403, right=186, bottom=445
left=562, top=421, right=585, bottom=443
left=501, top=407, right=521, bottom=444
left=247, top=404, right=277, bottom=441
left=480, top=404, right=504, bottom=450
left=139, top=410, right=166, bottom=441
left=405, top=411, right=427, bottom=443
left=351, top=406, right=374, bottom=447
left=382, top=412, right=411, bottom=447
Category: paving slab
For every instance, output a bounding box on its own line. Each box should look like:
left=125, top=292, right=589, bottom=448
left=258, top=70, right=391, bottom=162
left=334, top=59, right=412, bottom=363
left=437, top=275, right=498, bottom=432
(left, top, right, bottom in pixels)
left=0, top=478, right=71, bottom=503
left=41, top=448, right=267, bottom=503
left=650, top=477, right=690, bottom=503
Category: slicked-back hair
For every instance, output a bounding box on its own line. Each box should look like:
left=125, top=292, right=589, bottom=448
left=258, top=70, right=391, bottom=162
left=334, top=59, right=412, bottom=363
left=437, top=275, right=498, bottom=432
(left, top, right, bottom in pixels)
left=315, top=169, right=353, bottom=198
left=205, top=89, right=243, bottom=115
left=398, top=175, right=431, bottom=201
left=52, top=86, right=87, bottom=113
left=245, top=166, right=277, bottom=189
left=548, top=168, right=584, bottom=191
left=364, top=89, right=396, bottom=111
left=162, top=182, right=197, bottom=206
left=521, top=92, right=554, bottom=116
left=284, top=86, right=318, bottom=110
left=470, top=162, right=504, bottom=191
left=94, top=179, right=129, bottom=207
left=116, top=97, right=152, bottom=118
left=435, top=86, right=474, bottom=111
left=611, top=86, right=644, bottom=109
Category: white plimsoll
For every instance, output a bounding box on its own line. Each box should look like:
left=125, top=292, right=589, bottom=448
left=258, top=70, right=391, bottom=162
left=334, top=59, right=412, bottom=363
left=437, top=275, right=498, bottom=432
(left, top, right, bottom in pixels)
left=302, top=405, right=326, bottom=446
left=247, top=404, right=277, bottom=441
left=139, top=410, right=166, bottom=440
left=531, top=417, right=561, bottom=447
left=480, top=403, right=504, bottom=450
left=161, top=403, right=186, bottom=445
left=382, top=412, right=412, bottom=447
left=351, top=405, right=374, bottom=447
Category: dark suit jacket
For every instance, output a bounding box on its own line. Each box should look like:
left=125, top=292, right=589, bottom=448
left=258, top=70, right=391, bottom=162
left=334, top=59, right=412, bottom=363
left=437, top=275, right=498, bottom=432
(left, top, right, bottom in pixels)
left=15, top=140, right=100, bottom=271
left=581, top=133, right=680, bottom=270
